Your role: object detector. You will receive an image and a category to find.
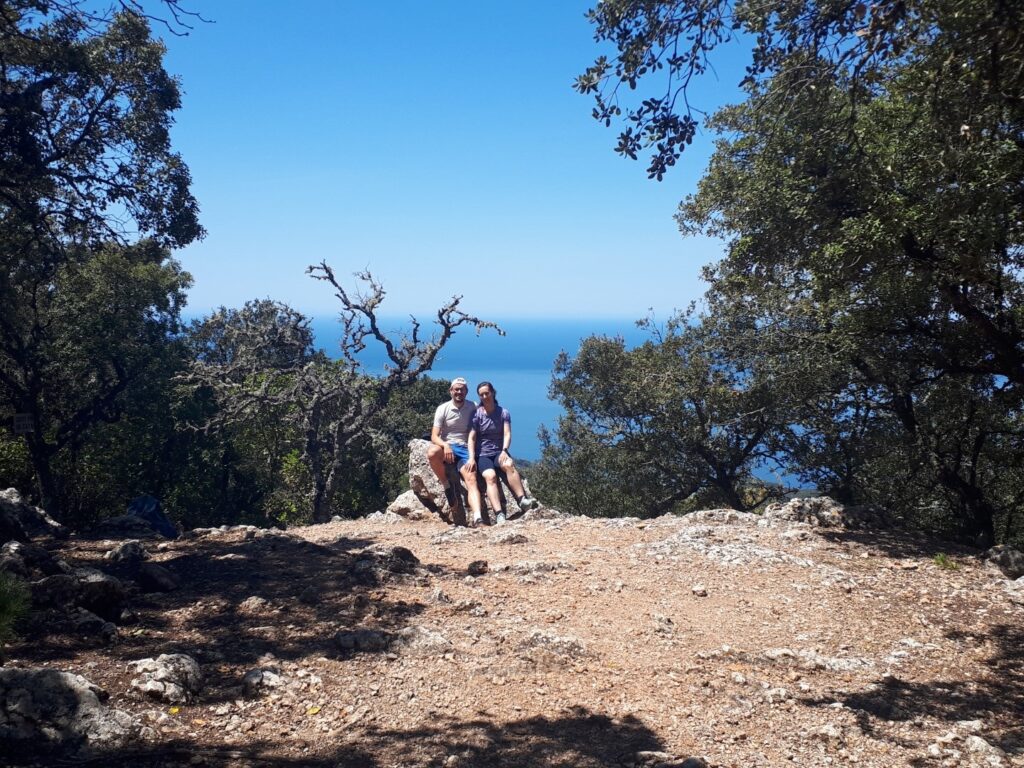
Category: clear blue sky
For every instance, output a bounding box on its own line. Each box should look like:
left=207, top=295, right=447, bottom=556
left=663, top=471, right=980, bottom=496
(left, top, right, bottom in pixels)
left=160, top=2, right=747, bottom=321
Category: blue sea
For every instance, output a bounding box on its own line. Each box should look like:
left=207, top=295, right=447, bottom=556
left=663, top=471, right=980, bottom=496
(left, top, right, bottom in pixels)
left=311, top=317, right=651, bottom=460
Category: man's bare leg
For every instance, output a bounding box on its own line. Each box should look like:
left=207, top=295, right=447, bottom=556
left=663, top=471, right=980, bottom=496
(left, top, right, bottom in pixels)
left=426, top=444, right=449, bottom=485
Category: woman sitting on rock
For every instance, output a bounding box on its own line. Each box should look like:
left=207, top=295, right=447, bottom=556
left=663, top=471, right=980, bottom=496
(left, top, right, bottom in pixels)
left=467, top=380, right=538, bottom=523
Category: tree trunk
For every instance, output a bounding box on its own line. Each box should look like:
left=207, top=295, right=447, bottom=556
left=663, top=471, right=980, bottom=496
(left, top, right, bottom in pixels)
left=24, top=433, right=59, bottom=520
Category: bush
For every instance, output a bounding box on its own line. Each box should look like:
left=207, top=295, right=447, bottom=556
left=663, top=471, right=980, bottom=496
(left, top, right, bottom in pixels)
left=0, top=573, right=30, bottom=661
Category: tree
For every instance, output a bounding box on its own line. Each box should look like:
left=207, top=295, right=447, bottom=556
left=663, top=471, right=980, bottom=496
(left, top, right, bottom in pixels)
left=0, top=241, right=190, bottom=520
left=539, top=316, right=784, bottom=518
left=575, top=0, right=1024, bottom=543
left=0, top=4, right=202, bottom=519
left=187, top=267, right=501, bottom=523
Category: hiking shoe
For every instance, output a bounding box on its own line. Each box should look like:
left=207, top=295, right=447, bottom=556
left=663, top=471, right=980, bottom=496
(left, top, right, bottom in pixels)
left=495, top=511, right=507, bottom=525
left=469, top=515, right=483, bottom=529
left=519, top=496, right=538, bottom=513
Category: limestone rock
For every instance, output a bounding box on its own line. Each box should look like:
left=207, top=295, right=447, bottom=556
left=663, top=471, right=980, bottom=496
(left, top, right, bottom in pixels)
left=128, top=653, right=202, bottom=703
left=986, top=545, right=1024, bottom=580
left=763, top=497, right=846, bottom=527
left=69, top=607, right=117, bottom=642
left=74, top=567, right=128, bottom=621
left=2, top=540, right=67, bottom=578
left=386, top=490, right=431, bottom=518
left=0, top=488, right=68, bottom=540
left=408, top=438, right=447, bottom=515
left=525, top=629, right=586, bottom=658
left=238, top=595, right=271, bottom=615
left=104, top=539, right=149, bottom=565
left=390, top=625, right=451, bottom=654
left=0, top=667, right=140, bottom=756
left=242, top=668, right=284, bottom=698
left=353, top=545, right=420, bottom=583
left=762, top=496, right=890, bottom=530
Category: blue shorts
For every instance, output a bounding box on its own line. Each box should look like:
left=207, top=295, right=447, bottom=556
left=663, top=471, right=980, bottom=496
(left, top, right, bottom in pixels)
left=477, top=453, right=508, bottom=476
left=449, top=442, right=469, bottom=468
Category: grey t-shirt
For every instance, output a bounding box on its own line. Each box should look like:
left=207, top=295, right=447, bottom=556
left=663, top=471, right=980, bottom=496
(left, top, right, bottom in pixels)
left=433, top=400, right=477, bottom=445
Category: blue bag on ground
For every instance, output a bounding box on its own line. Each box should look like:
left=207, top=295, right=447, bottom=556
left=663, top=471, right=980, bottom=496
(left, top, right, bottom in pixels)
left=127, top=495, right=178, bottom=539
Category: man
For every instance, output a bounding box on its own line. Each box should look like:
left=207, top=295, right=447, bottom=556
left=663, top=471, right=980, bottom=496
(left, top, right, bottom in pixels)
left=427, top=377, right=484, bottom=527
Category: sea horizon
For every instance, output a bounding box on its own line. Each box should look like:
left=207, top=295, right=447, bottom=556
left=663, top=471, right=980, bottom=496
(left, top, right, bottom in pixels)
left=311, top=316, right=652, bottom=460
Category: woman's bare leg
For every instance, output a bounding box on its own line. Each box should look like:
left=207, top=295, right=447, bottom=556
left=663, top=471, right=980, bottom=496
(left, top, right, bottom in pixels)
left=501, top=462, right=528, bottom=500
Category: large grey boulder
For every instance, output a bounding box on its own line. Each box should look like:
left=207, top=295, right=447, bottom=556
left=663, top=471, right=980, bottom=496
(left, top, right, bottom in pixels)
left=128, top=653, right=202, bottom=703
left=406, top=438, right=536, bottom=522
left=0, top=667, right=141, bottom=757
left=408, top=438, right=447, bottom=516
left=987, top=545, right=1024, bottom=580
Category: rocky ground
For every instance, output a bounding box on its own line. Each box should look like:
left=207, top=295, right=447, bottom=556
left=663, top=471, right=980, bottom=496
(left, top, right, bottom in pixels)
left=3, top=499, right=1024, bottom=767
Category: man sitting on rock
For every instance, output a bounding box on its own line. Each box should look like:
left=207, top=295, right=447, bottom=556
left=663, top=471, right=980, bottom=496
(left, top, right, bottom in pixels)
left=427, top=377, right=484, bottom=527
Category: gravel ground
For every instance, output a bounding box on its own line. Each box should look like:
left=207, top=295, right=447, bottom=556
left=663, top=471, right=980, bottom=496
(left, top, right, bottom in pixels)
left=6, top=508, right=1024, bottom=767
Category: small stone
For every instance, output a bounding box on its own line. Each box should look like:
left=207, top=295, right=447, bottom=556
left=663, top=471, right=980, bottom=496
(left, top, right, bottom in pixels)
left=467, top=560, right=488, bottom=576
left=691, top=584, right=708, bottom=597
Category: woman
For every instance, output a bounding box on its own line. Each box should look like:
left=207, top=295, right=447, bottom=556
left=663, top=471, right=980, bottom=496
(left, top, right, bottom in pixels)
left=467, top=381, right=538, bottom=523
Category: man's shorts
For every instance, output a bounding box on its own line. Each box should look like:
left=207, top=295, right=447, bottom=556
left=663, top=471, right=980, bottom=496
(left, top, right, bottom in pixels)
left=449, top=442, right=470, bottom=468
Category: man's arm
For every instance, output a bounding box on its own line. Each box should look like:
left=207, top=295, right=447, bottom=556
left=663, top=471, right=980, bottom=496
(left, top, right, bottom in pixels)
left=431, top=424, right=454, bottom=463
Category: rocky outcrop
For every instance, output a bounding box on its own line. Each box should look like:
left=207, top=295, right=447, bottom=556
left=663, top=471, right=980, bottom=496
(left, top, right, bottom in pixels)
left=762, top=496, right=890, bottom=530
left=0, top=488, right=68, bottom=541
left=0, top=668, right=142, bottom=757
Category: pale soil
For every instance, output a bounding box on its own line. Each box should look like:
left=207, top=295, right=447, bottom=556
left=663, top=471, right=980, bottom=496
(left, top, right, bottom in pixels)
left=8, top=510, right=1024, bottom=767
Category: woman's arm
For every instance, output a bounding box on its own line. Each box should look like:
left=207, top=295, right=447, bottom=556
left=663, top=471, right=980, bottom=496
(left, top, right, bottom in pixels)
left=500, top=420, right=513, bottom=468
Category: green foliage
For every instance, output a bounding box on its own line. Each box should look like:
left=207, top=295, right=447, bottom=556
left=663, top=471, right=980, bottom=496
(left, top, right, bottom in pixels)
left=0, top=573, right=30, bottom=657
left=0, top=3, right=201, bottom=522
left=536, top=319, right=785, bottom=518
left=569, top=0, right=1024, bottom=543
left=932, top=553, right=960, bottom=571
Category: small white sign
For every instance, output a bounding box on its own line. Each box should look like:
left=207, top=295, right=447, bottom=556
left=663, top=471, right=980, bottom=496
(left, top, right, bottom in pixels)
left=13, top=414, right=34, bottom=433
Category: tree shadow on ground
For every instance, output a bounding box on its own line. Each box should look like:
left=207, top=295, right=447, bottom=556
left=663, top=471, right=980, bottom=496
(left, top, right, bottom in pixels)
left=814, top=527, right=983, bottom=562
left=13, top=530, right=471, bottom=685
left=800, top=622, right=1024, bottom=758
left=38, top=708, right=672, bottom=767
